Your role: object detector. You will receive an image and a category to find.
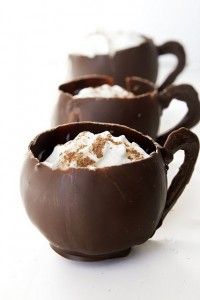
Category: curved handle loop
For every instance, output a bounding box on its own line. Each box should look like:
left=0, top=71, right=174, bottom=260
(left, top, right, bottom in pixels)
left=157, top=41, right=186, bottom=91
left=157, top=128, right=199, bottom=228
left=157, top=84, right=200, bottom=145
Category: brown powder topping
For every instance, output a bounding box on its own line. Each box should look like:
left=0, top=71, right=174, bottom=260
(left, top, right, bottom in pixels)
left=59, top=151, right=95, bottom=168
left=92, top=136, right=107, bottom=158
left=92, top=134, right=121, bottom=158
left=57, top=132, right=145, bottom=169
left=126, top=147, right=144, bottom=161
left=76, top=155, right=95, bottom=167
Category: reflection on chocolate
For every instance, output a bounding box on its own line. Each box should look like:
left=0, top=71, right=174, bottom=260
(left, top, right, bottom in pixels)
left=20, top=122, right=199, bottom=261
left=53, top=75, right=200, bottom=145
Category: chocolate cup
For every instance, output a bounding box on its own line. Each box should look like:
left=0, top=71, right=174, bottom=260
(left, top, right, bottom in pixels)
left=20, top=123, right=199, bottom=261
left=69, top=37, right=186, bottom=90
left=53, top=75, right=200, bottom=145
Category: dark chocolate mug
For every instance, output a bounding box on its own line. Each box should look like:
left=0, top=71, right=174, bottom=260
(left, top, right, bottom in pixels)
left=53, top=75, right=200, bottom=145
left=69, top=36, right=186, bottom=90
left=20, top=122, right=199, bottom=261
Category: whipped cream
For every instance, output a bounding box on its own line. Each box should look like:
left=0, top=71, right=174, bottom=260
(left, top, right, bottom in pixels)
left=70, top=31, right=145, bottom=57
left=43, top=131, right=149, bottom=170
left=73, top=84, right=135, bottom=99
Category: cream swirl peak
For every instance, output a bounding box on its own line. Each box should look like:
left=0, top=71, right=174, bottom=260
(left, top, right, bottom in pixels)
left=73, top=84, right=135, bottom=99
left=43, top=131, right=149, bottom=170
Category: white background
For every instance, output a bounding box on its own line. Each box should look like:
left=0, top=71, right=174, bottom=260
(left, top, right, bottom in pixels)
left=0, top=1, right=200, bottom=299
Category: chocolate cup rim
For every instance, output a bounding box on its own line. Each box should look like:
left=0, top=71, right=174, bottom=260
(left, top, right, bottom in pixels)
left=68, top=35, right=151, bottom=58
left=59, top=74, right=114, bottom=93
left=59, top=75, right=157, bottom=99
left=28, top=122, right=160, bottom=172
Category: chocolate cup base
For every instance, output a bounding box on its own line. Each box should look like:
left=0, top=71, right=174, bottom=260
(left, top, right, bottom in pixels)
left=50, top=245, right=131, bottom=261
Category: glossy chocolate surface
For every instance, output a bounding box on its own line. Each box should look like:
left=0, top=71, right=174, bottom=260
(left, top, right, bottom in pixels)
left=69, top=37, right=186, bottom=90
left=20, top=123, right=199, bottom=261
left=53, top=75, right=200, bottom=145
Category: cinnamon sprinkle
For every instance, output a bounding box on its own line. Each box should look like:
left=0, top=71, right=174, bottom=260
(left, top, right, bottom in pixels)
left=92, top=134, right=121, bottom=158
left=126, top=148, right=143, bottom=160
left=76, top=155, right=95, bottom=167
left=59, top=151, right=95, bottom=168
left=92, top=136, right=106, bottom=158
left=59, top=133, right=145, bottom=168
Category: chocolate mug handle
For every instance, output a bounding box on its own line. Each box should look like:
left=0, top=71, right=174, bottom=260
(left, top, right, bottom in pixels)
left=157, top=128, right=199, bottom=228
left=157, top=84, right=200, bottom=145
left=157, top=41, right=186, bottom=91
